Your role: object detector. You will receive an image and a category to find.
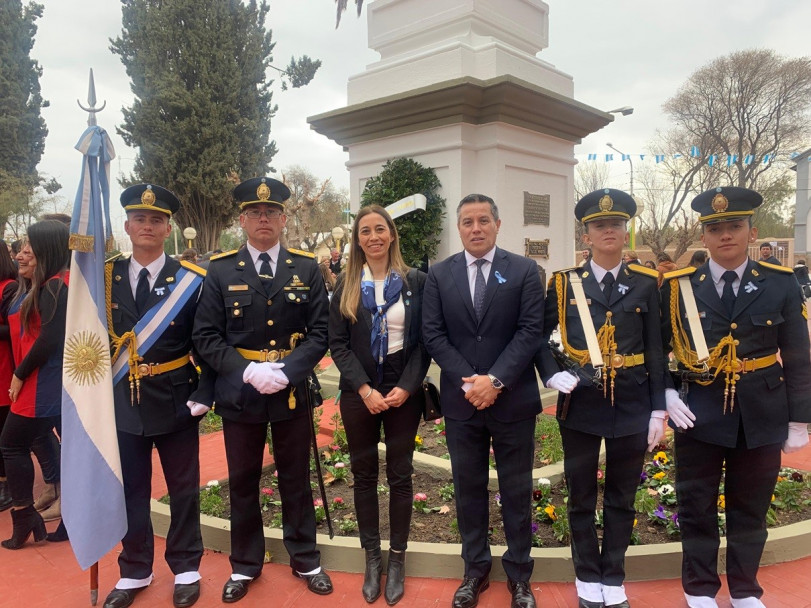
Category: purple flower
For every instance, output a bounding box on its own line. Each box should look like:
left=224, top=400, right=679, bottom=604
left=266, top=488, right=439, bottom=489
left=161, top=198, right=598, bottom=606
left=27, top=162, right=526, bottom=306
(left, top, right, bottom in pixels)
left=531, top=522, right=539, bottom=534
left=653, top=505, right=667, bottom=520
left=640, top=471, right=648, bottom=482
left=670, top=512, right=680, bottom=527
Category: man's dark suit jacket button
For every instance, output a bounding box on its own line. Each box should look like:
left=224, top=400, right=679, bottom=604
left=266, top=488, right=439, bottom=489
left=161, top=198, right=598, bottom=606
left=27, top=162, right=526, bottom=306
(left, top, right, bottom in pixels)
left=476, top=336, right=482, bottom=342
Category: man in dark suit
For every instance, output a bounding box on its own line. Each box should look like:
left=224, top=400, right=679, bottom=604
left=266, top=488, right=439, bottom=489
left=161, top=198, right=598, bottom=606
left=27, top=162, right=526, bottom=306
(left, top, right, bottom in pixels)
left=102, top=184, right=212, bottom=608
left=536, top=189, right=666, bottom=608
left=423, top=194, right=544, bottom=608
left=662, top=187, right=811, bottom=608
left=192, top=177, right=331, bottom=603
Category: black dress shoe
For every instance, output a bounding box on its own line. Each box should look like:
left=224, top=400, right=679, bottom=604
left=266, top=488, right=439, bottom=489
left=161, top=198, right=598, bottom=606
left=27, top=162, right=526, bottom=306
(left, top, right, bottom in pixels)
left=578, top=598, right=605, bottom=608
left=222, top=579, right=252, bottom=603
left=173, top=581, right=200, bottom=608
left=452, top=576, right=490, bottom=608
left=606, top=602, right=630, bottom=608
left=103, top=586, right=147, bottom=608
left=293, top=568, right=334, bottom=595
left=507, top=579, right=536, bottom=608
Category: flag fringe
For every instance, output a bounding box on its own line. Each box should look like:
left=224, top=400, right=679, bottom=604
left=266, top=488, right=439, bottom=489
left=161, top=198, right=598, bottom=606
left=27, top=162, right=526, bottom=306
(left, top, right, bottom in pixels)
left=69, top=233, right=94, bottom=253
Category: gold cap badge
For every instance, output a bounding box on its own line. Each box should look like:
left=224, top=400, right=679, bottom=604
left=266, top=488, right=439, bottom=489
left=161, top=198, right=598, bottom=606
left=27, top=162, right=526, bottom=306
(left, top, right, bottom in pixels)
left=141, top=186, right=156, bottom=206
left=711, top=193, right=729, bottom=213
left=599, top=195, right=614, bottom=212
left=256, top=182, right=270, bottom=201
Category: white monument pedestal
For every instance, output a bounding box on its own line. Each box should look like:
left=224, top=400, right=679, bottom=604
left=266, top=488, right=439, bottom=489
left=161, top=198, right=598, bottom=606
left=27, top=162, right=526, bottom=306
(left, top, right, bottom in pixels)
left=309, top=0, right=612, bottom=270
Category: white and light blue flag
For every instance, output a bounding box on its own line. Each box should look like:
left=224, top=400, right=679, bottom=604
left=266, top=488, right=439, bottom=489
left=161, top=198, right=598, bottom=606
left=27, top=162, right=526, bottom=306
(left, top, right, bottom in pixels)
left=61, top=125, right=127, bottom=570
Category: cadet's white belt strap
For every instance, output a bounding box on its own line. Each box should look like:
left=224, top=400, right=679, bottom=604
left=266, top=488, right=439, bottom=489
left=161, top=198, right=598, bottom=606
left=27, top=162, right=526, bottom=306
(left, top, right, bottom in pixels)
left=678, top=277, right=710, bottom=362
left=568, top=272, right=604, bottom=369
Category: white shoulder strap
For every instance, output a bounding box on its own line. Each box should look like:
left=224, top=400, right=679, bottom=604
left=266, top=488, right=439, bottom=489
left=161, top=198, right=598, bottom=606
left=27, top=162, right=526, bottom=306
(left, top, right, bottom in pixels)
left=677, top=277, right=710, bottom=362
left=568, top=271, right=604, bottom=369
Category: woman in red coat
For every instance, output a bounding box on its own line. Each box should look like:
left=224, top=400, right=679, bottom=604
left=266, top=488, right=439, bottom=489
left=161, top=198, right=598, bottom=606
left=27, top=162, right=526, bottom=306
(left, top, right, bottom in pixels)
left=0, top=240, right=19, bottom=511
left=0, top=221, right=69, bottom=549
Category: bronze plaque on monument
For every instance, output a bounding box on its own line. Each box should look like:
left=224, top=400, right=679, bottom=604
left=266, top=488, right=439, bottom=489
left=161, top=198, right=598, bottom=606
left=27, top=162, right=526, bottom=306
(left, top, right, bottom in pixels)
left=525, top=238, right=549, bottom=259
left=523, top=192, right=550, bottom=226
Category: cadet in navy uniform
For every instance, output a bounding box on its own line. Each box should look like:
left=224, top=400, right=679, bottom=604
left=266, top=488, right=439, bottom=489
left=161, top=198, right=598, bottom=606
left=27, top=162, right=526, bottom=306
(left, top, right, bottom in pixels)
left=662, top=187, right=811, bottom=608
left=192, top=177, right=332, bottom=603
left=535, top=189, right=666, bottom=608
left=103, top=184, right=212, bottom=608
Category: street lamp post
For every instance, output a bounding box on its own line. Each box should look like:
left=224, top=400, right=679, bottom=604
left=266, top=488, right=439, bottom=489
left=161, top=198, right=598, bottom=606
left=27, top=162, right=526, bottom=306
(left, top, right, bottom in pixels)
left=607, top=142, right=636, bottom=249
left=182, top=226, right=197, bottom=249
left=331, top=225, right=346, bottom=254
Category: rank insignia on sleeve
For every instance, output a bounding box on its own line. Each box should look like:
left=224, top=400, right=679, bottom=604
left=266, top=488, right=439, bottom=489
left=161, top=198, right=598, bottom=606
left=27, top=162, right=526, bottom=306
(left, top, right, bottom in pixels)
left=803, top=302, right=808, bottom=320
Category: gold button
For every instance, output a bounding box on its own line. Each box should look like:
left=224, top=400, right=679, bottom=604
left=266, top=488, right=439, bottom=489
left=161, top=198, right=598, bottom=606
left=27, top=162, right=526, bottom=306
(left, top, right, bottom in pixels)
left=766, top=320, right=772, bottom=326
left=270, top=340, right=276, bottom=346
left=233, top=301, right=239, bottom=307
left=267, top=299, right=272, bottom=305
left=780, top=376, right=784, bottom=381
left=233, top=309, right=241, bottom=317
left=267, top=320, right=274, bottom=326
left=635, top=307, right=641, bottom=313
left=605, top=311, right=613, bottom=318
left=296, top=297, right=301, bottom=303
left=170, top=321, right=175, bottom=326
left=730, top=323, right=738, bottom=330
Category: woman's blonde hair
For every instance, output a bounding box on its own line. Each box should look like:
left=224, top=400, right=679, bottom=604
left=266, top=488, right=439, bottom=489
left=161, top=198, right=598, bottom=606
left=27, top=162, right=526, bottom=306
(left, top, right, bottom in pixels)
left=339, top=205, right=410, bottom=323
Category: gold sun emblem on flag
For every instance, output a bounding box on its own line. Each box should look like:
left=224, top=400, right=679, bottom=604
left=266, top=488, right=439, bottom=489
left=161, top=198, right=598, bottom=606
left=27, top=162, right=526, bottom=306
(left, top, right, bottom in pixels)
left=64, top=330, right=110, bottom=386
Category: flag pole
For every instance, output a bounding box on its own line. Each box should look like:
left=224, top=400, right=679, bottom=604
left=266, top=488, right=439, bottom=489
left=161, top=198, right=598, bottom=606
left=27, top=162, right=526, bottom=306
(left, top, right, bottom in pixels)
left=90, top=562, right=99, bottom=605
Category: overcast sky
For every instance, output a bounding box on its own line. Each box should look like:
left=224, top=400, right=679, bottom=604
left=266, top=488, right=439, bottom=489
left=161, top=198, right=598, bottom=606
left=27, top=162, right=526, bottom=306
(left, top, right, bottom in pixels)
left=32, top=0, right=811, bottom=225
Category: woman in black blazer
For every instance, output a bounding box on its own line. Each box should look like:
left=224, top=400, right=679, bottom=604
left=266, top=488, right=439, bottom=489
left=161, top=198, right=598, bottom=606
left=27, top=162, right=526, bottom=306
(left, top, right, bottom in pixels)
left=328, top=205, right=430, bottom=606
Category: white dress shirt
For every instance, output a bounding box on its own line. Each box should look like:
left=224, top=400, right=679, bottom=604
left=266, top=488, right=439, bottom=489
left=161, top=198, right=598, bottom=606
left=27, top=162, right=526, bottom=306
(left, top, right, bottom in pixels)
left=245, top=241, right=281, bottom=276
left=464, top=246, right=496, bottom=303
left=128, top=253, right=167, bottom=299
left=708, top=258, right=748, bottom=298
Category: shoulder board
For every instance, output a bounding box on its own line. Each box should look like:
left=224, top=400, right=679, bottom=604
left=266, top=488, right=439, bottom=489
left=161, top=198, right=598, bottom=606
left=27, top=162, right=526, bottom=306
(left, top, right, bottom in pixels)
left=663, top=266, right=696, bottom=280
left=553, top=266, right=581, bottom=275
left=757, top=260, right=793, bottom=274
left=180, top=260, right=207, bottom=277
left=210, top=249, right=238, bottom=261
left=627, top=264, right=660, bottom=279
left=105, top=252, right=123, bottom=264
left=287, top=248, right=315, bottom=259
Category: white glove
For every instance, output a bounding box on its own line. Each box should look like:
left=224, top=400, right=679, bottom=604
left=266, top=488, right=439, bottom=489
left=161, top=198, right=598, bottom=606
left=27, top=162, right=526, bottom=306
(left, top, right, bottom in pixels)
left=647, top=413, right=665, bottom=452
left=186, top=401, right=211, bottom=416
left=243, top=362, right=288, bottom=394
left=665, top=388, right=695, bottom=429
left=782, top=422, right=809, bottom=454
left=546, top=371, right=579, bottom=394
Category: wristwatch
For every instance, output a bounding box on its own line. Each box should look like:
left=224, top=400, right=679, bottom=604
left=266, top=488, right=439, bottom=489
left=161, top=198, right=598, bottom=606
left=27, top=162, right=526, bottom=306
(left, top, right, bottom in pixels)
left=488, top=374, right=504, bottom=390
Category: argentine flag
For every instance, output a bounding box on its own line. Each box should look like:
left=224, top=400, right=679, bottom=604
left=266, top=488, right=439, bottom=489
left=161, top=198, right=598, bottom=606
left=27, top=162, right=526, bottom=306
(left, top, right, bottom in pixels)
left=61, top=125, right=127, bottom=570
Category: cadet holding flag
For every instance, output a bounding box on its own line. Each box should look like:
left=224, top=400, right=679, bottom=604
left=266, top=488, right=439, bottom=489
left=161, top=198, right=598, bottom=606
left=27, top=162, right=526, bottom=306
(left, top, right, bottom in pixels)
left=535, top=189, right=666, bottom=608
left=662, top=187, right=811, bottom=608
left=192, top=177, right=332, bottom=604
left=102, top=184, right=211, bottom=608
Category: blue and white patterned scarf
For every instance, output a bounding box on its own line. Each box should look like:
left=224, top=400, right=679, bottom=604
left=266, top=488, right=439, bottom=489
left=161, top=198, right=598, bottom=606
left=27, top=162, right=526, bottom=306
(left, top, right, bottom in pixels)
left=360, top=264, right=403, bottom=382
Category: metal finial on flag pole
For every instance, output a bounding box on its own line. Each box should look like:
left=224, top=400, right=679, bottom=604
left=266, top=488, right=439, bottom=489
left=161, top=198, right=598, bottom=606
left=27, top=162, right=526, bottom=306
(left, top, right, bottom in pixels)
left=77, top=68, right=107, bottom=126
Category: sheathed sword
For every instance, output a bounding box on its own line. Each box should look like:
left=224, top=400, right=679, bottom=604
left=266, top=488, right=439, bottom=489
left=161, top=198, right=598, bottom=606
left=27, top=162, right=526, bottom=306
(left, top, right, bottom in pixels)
left=548, top=340, right=602, bottom=420
left=303, top=373, right=334, bottom=539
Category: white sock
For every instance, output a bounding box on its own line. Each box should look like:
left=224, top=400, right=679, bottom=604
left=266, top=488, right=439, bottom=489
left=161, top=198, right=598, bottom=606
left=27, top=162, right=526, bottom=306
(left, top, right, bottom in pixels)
left=684, top=593, right=719, bottom=608
left=730, top=598, right=766, bottom=608
left=576, top=578, right=603, bottom=603
left=602, top=584, right=627, bottom=605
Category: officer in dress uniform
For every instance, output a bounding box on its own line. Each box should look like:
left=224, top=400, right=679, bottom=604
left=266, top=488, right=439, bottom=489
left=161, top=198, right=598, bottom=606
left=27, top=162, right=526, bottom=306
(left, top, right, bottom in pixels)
left=535, top=189, right=666, bottom=608
left=662, top=187, right=811, bottom=608
left=103, top=184, right=213, bottom=608
left=192, top=177, right=332, bottom=604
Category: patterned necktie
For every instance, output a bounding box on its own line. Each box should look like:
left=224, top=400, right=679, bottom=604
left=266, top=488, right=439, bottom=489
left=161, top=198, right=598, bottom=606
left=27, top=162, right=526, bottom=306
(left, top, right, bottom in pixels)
left=473, top=259, right=487, bottom=321
left=721, top=270, right=737, bottom=316
left=258, top=252, right=274, bottom=291
left=602, top=271, right=615, bottom=301
left=135, top=267, right=150, bottom=315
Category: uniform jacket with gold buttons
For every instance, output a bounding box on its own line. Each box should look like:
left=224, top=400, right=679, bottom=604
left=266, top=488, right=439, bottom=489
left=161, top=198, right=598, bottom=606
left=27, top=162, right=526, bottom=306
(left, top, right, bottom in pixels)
left=535, top=261, right=666, bottom=438
left=192, top=246, right=329, bottom=424
left=110, top=255, right=213, bottom=436
left=661, top=260, right=811, bottom=448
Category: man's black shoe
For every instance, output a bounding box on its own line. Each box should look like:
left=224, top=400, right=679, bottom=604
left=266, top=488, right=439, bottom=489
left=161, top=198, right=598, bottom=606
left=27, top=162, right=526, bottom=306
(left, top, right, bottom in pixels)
left=452, top=576, right=490, bottom=608
left=173, top=581, right=200, bottom=608
left=102, top=586, right=147, bottom=608
left=606, top=602, right=630, bottom=608
left=507, top=579, right=536, bottom=608
left=578, top=599, right=605, bottom=608
left=293, top=569, right=334, bottom=595
left=222, top=579, right=252, bottom=603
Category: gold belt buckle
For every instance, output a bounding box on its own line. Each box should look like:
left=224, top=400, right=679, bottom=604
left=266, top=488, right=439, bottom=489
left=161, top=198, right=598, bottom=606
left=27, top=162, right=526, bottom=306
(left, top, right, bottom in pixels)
left=137, top=363, right=152, bottom=377
left=611, top=354, right=625, bottom=368
left=267, top=350, right=280, bottom=362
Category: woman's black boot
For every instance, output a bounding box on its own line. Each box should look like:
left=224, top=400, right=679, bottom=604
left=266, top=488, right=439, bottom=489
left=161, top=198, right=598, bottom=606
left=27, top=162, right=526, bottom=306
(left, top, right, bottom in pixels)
left=1, top=505, right=47, bottom=550
left=47, top=519, right=69, bottom=542
left=362, top=547, right=383, bottom=603
left=384, top=550, right=405, bottom=605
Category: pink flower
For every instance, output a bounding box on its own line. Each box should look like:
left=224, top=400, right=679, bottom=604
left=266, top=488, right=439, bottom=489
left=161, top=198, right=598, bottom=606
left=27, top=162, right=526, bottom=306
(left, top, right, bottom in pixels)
left=273, top=470, right=279, bottom=478
left=261, top=487, right=274, bottom=496
left=414, top=492, right=427, bottom=502
left=314, top=498, right=323, bottom=507
left=596, top=469, right=604, bottom=480
left=334, top=462, right=346, bottom=469
left=333, top=497, right=344, bottom=504
left=330, top=444, right=340, bottom=451
left=434, top=419, right=442, bottom=425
